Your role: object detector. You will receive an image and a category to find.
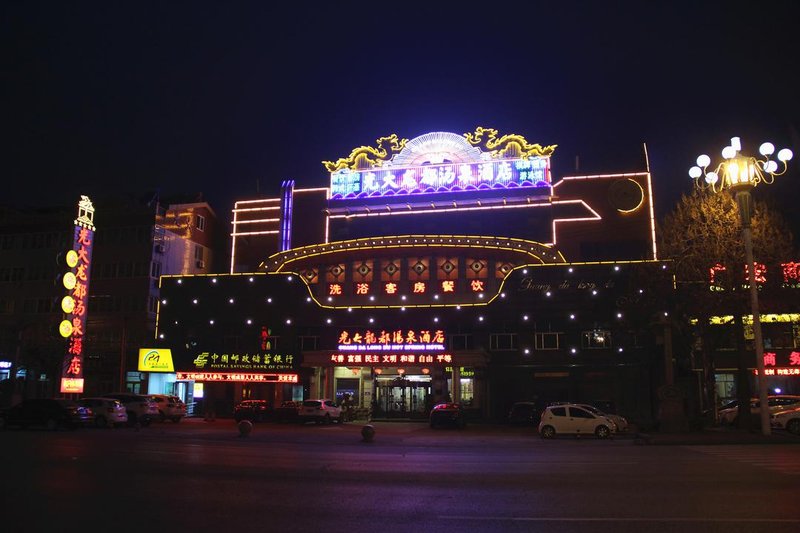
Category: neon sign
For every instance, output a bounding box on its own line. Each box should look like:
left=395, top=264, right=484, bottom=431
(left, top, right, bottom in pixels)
left=176, top=372, right=298, bottom=383
left=337, top=329, right=445, bottom=351
left=60, top=195, right=95, bottom=394
left=191, top=351, right=296, bottom=371
left=330, top=157, right=550, bottom=199
left=330, top=353, right=453, bottom=365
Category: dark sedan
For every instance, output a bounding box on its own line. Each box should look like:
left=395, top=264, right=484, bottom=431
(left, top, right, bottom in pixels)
left=234, top=400, right=271, bottom=422
left=0, top=398, right=93, bottom=430
left=429, top=402, right=466, bottom=429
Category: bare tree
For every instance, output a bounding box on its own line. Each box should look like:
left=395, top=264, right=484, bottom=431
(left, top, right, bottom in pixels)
left=658, top=189, right=796, bottom=425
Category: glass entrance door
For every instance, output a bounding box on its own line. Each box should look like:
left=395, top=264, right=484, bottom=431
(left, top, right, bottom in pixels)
left=374, top=376, right=431, bottom=419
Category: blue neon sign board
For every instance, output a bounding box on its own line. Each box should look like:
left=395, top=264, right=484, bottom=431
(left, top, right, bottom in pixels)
left=330, top=157, right=550, bottom=199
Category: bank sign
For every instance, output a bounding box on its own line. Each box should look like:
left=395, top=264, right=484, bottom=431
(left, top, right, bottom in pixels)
left=330, top=156, right=550, bottom=199
left=191, top=351, right=296, bottom=372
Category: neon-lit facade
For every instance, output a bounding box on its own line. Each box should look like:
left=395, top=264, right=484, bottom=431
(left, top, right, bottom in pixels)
left=158, top=128, right=675, bottom=421
left=59, top=196, right=96, bottom=394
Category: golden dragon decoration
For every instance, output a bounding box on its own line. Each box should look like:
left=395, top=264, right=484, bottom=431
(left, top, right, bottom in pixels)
left=464, top=126, right=557, bottom=159
left=323, top=134, right=408, bottom=172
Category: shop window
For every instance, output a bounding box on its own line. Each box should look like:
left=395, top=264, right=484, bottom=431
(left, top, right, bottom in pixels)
left=459, top=378, right=474, bottom=407
left=535, top=332, right=561, bottom=350
left=581, top=330, right=611, bottom=349
left=449, top=334, right=473, bottom=350
left=490, top=333, right=517, bottom=351
left=714, top=373, right=735, bottom=405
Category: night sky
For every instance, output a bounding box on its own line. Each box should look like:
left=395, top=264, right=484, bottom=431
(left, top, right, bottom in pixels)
left=3, top=1, right=799, bottom=232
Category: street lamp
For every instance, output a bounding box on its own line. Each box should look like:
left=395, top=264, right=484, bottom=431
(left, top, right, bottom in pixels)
left=689, top=136, right=793, bottom=436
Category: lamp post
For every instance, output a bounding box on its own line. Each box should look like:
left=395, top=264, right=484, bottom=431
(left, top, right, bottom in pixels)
left=689, top=137, right=793, bottom=436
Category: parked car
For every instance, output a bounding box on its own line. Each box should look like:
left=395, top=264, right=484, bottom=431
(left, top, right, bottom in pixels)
left=429, top=402, right=466, bottom=429
left=79, top=397, right=128, bottom=428
left=0, top=398, right=93, bottom=430
left=507, top=401, right=542, bottom=426
left=274, top=401, right=301, bottom=423
left=719, top=395, right=800, bottom=425
left=550, top=402, right=629, bottom=433
left=298, top=399, right=342, bottom=424
left=234, top=400, right=271, bottom=422
left=101, top=392, right=159, bottom=426
left=149, top=394, right=187, bottom=423
left=770, top=407, right=800, bottom=435
left=538, top=404, right=617, bottom=439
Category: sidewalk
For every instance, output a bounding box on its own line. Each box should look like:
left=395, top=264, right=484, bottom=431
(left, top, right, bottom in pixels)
left=635, top=426, right=800, bottom=445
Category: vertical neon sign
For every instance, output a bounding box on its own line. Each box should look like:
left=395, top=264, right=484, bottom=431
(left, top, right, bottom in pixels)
left=59, top=196, right=96, bottom=394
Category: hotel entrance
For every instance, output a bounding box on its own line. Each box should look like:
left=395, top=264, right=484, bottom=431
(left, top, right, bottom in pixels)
left=373, top=374, right=432, bottom=419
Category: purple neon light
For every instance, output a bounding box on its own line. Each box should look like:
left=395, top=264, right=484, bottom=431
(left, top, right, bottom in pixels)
left=330, top=157, right=550, bottom=200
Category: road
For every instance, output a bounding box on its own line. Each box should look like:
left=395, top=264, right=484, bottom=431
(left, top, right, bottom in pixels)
left=2, top=419, right=799, bottom=533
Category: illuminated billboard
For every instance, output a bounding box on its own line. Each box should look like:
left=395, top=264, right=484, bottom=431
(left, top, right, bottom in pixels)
left=60, top=196, right=95, bottom=394
left=330, top=157, right=550, bottom=199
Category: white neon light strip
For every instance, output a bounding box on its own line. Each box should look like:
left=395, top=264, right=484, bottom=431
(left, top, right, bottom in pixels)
left=644, top=173, right=657, bottom=259
left=550, top=200, right=602, bottom=246
left=232, top=206, right=281, bottom=213
left=327, top=201, right=550, bottom=219
left=230, top=207, right=238, bottom=274
left=231, top=230, right=280, bottom=237
left=234, top=198, right=280, bottom=206
left=232, top=218, right=280, bottom=225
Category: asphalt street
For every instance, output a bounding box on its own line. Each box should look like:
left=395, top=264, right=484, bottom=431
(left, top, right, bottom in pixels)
left=2, top=420, right=799, bottom=533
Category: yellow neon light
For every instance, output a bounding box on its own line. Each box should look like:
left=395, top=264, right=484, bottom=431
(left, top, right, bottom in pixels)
left=66, top=250, right=79, bottom=268
left=235, top=198, right=280, bottom=206
left=704, top=314, right=800, bottom=325
left=323, top=134, right=408, bottom=172
left=614, top=179, right=645, bottom=213
left=262, top=235, right=565, bottom=273
left=464, top=127, right=557, bottom=159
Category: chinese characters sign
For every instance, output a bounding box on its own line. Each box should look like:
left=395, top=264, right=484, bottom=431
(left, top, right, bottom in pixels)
left=59, top=196, right=95, bottom=394
left=337, top=329, right=446, bottom=351
left=191, top=351, right=296, bottom=371
left=176, top=372, right=298, bottom=383
left=710, top=261, right=800, bottom=290
left=330, top=353, right=453, bottom=365
left=755, top=350, right=800, bottom=376
left=330, top=157, right=550, bottom=199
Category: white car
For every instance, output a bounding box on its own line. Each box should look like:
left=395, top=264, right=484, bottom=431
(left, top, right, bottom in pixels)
left=79, top=397, right=128, bottom=428
left=298, top=399, right=342, bottom=424
left=770, top=407, right=800, bottom=435
left=538, top=404, right=617, bottom=439
left=550, top=402, right=629, bottom=433
left=102, top=392, right=159, bottom=426
left=719, top=395, right=800, bottom=425
left=149, top=394, right=187, bottom=423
